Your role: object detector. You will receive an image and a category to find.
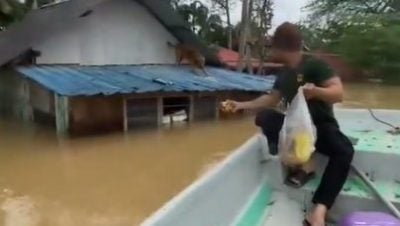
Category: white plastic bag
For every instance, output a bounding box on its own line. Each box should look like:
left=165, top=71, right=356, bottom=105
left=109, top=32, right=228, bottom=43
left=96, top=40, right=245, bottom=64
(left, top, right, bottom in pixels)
left=278, top=87, right=317, bottom=166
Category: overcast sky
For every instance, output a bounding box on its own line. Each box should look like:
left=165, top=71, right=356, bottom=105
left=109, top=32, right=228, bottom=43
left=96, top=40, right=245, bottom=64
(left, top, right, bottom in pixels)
left=202, top=0, right=310, bottom=33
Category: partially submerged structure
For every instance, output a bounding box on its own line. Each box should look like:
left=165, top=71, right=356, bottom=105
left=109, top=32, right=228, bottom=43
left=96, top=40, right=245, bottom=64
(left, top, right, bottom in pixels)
left=0, top=0, right=274, bottom=135
left=216, top=47, right=283, bottom=75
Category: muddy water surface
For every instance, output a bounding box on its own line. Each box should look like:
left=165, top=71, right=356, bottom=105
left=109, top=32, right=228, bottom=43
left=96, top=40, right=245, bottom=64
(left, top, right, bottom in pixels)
left=0, top=82, right=399, bottom=226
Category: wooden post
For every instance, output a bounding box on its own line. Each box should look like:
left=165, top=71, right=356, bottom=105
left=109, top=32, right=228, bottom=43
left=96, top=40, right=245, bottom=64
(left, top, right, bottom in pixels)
left=55, top=94, right=69, bottom=136
left=245, top=44, right=253, bottom=74
left=157, top=97, right=163, bottom=126
left=123, top=98, right=128, bottom=132
left=188, top=95, right=194, bottom=123
left=215, top=96, right=220, bottom=120
left=21, top=80, right=33, bottom=122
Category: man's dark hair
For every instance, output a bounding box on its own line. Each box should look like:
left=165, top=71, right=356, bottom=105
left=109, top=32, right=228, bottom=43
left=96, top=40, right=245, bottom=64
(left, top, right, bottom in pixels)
left=271, top=22, right=303, bottom=52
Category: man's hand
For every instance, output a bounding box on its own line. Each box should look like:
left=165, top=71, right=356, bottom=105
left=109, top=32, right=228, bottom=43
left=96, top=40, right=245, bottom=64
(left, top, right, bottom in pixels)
left=303, top=83, right=318, bottom=100
left=303, top=77, right=344, bottom=104
left=221, top=100, right=245, bottom=113
left=221, top=91, right=281, bottom=113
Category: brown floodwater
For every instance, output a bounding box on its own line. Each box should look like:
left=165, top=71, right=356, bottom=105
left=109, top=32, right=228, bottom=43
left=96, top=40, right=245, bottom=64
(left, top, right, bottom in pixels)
left=341, top=83, right=400, bottom=109
left=0, top=82, right=399, bottom=226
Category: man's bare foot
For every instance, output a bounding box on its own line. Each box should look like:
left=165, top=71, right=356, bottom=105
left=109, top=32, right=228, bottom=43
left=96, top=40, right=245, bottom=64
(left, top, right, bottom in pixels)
left=305, top=204, right=327, bottom=226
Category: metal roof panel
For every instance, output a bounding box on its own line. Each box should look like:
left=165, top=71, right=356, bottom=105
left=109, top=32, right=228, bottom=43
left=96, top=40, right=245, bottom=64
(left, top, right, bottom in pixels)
left=16, top=65, right=275, bottom=96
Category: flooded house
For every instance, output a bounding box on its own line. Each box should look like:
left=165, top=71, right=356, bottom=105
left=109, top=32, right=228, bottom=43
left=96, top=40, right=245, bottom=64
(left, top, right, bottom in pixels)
left=0, top=0, right=274, bottom=136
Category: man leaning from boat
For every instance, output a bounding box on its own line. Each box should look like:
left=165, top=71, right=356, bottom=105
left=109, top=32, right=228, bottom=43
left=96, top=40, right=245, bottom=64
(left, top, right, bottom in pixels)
left=224, top=22, right=355, bottom=226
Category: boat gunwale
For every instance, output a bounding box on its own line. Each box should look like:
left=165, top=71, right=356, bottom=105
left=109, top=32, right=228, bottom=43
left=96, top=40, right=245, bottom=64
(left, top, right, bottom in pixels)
left=141, top=108, right=400, bottom=225
left=140, top=134, right=270, bottom=225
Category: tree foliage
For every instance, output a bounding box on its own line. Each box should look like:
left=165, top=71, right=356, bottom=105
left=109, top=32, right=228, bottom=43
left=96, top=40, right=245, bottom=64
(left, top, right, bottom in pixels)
left=0, top=0, right=31, bottom=29
left=171, top=0, right=229, bottom=47
left=175, top=1, right=227, bottom=46
left=302, top=0, right=400, bottom=45
left=250, top=0, right=273, bottom=61
left=334, top=14, right=400, bottom=82
left=0, top=0, right=55, bottom=29
left=171, top=0, right=274, bottom=54
left=303, top=0, right=400, bottom=82
left=209, top=0, right=236, bottom=49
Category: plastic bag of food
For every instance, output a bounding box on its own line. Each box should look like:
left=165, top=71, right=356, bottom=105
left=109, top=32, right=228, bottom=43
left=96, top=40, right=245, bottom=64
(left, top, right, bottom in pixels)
left=279, top=86, right=317, bottom=166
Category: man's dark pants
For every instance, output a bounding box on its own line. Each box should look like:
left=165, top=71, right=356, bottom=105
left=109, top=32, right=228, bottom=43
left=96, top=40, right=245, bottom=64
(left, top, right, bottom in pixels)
left=255, top=109, right=355, bottom=209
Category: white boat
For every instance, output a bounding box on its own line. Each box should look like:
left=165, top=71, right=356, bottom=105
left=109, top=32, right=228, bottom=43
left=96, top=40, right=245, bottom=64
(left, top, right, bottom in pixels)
left=141, top=109, right=400, bottom=226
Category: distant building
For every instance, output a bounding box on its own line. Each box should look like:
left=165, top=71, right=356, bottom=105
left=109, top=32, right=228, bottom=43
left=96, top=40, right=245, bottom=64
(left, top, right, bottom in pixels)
left=0, top=0, right=274, bottom=136
left=217, top=43, right=357, bottom=81
left=216, top=47, right=283, bottom=75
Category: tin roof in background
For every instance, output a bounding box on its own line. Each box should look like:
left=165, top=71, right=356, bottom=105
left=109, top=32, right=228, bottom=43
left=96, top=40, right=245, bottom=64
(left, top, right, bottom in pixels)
left=17, top=65, right=275, bottom=96
left=216, top=48, right=284, bottom=70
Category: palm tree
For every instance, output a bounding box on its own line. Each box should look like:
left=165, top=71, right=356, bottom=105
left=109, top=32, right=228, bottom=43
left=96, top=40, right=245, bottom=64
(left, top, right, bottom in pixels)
left=175, top=1, right=226, bottom=45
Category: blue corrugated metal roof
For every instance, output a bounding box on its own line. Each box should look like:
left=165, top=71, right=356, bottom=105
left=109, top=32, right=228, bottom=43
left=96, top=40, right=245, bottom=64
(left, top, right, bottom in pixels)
left=16, top=65, right=275, bottom=96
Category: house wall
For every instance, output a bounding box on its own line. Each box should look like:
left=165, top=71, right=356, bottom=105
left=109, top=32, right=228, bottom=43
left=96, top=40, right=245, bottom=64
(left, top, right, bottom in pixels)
left=193, top=95, right=218, bottom=121
left=0, top=69, right=55, bottom=124
left=30, top=81, right=54, bottom=114
left=69, top=96, right=123, bottom=135
left=29, top=81, right=55, bottom=126
left=125, top=97, right=159, bottom=130
left=0, top=69, right=29, bottom=119
left=34, top=0, right=178, bottom=65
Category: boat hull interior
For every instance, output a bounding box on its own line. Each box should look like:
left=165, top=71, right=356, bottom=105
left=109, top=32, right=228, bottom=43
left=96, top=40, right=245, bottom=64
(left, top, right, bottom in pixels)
left=142, top=109, right=400, bottom=226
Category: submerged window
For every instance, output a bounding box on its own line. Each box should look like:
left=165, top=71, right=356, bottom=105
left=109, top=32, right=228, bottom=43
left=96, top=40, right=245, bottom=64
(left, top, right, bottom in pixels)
left=163, top=97, right=190, bottom=124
